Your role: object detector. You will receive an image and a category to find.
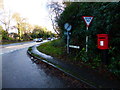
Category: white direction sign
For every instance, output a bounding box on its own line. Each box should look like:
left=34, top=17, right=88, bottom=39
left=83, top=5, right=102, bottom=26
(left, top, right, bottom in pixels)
left=69, top=45, right=80, bottom=49
left=82, top=16, right=94, bottom=27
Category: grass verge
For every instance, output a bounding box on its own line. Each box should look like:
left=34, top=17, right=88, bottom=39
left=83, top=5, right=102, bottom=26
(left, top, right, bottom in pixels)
left=36, top=39, right=120, bottom=80
left=37, top=39, right=65, bottom=58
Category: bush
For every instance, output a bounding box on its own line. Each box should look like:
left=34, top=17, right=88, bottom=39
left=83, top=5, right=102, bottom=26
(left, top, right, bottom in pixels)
left=57, top=2, right=120, bottom=76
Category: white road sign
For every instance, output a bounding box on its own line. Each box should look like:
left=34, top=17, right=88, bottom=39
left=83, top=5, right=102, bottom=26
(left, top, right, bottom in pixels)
left=82, top=16, right=94, bottom=52
left=69, top=45, right=80, bottom=49
left=82, top=16, right=93, bottom=27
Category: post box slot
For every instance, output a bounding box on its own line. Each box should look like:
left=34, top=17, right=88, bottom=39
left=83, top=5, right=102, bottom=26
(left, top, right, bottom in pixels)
left=99, top=37, right=105, bottom=39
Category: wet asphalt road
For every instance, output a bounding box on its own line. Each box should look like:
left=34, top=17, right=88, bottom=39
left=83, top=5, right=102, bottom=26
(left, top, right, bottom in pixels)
left=1, top=41, right=67, bottom=88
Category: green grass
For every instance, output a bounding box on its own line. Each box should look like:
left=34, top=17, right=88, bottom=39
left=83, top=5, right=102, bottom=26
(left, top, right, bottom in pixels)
left=35, top=39, right=120, bottom=79
left=37, top=39, right=79, bottom=61
left=28, top=47, right=32, bottom=52
left=37, top=39, right=65, bottom=58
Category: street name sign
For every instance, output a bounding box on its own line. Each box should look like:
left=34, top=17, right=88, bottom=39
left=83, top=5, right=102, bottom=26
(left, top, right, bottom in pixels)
left=69, top=45, right=80, bottom=49
left=82, top=16, right=94, bottom=27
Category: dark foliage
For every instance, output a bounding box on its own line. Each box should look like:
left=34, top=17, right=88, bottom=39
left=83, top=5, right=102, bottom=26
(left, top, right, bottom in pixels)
left=57, top=2, right=120, bottom=75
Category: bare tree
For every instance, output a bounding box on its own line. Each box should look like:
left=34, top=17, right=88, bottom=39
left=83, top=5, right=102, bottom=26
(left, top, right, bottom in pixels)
left=47, top=2, right=65, bottom=35
left=0, top=10, right=12, bottom=32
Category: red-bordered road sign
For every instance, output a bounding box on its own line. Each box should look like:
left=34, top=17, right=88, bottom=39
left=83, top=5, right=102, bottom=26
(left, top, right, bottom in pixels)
left=82, top=16, right=94, bottom=27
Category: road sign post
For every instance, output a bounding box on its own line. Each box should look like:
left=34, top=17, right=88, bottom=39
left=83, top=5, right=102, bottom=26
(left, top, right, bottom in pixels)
left=64, top=23, right=72, bottom=54
left=67, top=31, right=69, bottom=54
left=82, top=16, right=94, bottom=52
left=86, top=27, right=88, bottom=52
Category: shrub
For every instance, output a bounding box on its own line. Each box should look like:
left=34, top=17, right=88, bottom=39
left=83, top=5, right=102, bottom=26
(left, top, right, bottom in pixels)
left=57, top=2, right=120, bottom=75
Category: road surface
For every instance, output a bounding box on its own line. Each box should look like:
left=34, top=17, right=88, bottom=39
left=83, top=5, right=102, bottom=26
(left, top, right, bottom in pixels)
left=1, top=41, right=67, bottom=88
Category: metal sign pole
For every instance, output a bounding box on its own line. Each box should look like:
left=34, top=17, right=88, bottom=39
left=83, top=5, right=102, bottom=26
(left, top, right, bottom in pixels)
left=67, top=31, right=69, bottom=54
left=82, top=16, right=94, bottom=52
left=86, top=26, right=88, bottom=52
left=64, top=23, right=72, bottom=54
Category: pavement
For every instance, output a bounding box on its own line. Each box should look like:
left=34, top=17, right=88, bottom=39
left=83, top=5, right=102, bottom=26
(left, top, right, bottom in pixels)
left=27, top=45, right=120, bottom=88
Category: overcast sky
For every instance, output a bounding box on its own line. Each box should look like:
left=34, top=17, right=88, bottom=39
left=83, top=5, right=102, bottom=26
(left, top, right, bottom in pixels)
left=3, top=0, right=64, bottom=33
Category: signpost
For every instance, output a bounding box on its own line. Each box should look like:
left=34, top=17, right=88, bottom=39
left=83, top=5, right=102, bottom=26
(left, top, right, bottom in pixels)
left=82, top=16, right=94, bottom=52
left=64, top=23, right=72, bottom=54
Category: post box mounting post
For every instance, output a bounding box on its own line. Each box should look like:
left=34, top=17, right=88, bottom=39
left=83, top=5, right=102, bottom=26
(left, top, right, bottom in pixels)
left=97, top=34, right=109, bottom=65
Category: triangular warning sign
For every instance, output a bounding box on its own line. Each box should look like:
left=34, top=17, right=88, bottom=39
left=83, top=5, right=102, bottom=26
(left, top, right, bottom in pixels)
left=82, top=16, right=94, bottom=27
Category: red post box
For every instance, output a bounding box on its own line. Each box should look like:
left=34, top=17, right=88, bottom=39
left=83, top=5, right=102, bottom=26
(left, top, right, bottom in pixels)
left=97, top=34, right=109, bottom=49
